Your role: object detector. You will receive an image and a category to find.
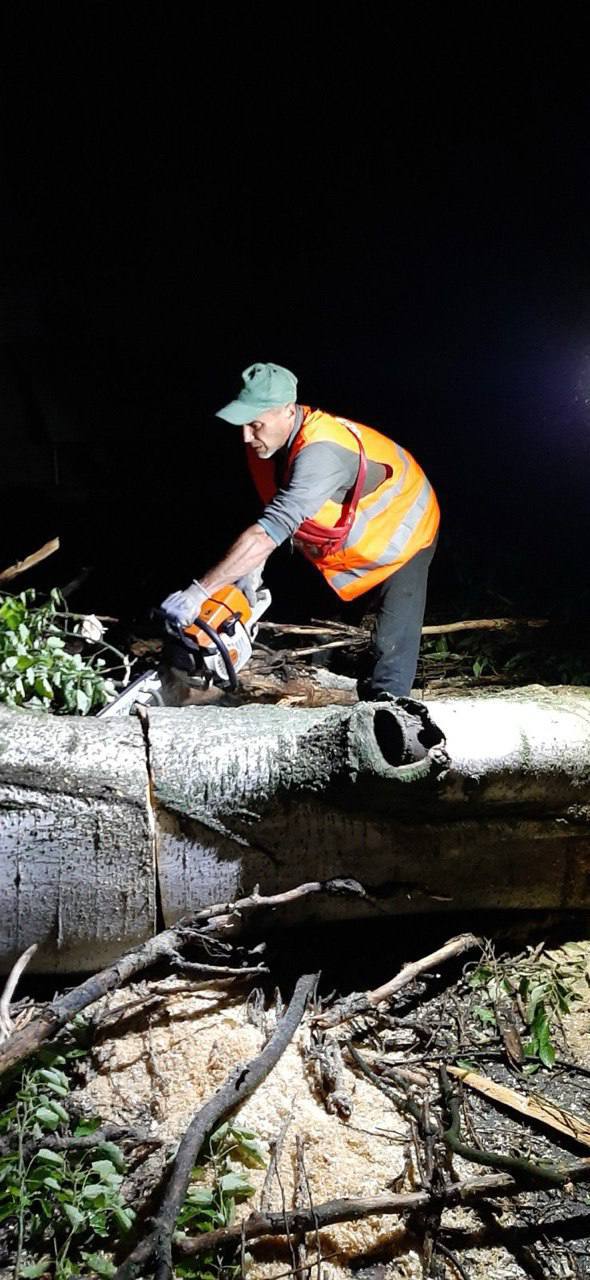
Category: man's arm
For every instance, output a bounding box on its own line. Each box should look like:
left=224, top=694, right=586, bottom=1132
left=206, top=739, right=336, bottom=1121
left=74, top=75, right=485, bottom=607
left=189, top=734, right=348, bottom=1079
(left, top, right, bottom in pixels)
left=200, top=524, right=277, bottom=594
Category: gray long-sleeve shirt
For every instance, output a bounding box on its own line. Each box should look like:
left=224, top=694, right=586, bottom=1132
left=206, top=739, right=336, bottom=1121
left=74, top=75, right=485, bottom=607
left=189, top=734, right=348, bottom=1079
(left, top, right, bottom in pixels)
left=258, top=409, right=387, bottom=546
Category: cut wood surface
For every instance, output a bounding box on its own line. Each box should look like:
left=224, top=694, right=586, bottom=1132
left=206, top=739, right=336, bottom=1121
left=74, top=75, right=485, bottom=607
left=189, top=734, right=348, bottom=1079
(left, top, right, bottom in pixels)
left=448, top=1065, right=590, bottom=1150
left=1, top=687, right=589, bottom=971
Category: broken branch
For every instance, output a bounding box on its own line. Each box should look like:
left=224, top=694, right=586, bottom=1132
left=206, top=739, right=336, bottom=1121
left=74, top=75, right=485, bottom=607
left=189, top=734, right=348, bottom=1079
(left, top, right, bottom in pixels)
left=314, top=933, right=480, bottom=1029
left=0, top=943, right=38, bottom=1044
left=0, top=880, right=362, bottom=1078
left=0, top=537, right=60, bottom=583
left=174, top=1159, right=590, bottom=1259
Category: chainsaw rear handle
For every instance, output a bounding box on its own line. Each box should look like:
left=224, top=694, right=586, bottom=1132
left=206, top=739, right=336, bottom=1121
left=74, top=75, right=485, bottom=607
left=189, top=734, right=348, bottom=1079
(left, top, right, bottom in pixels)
left=151, top=607, right=239, bottom=690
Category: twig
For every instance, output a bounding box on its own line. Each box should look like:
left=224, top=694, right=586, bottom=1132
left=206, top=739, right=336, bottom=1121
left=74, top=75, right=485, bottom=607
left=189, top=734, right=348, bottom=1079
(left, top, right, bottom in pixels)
left=0, top=1124, right=164, bottom=1160
left=293, top=1136, right=309, bottom=1280
left=435, top=1240, right=471, bottom=1280
left=281, top=638, right=364, bottom=659
left=421, top=617, right=548, bottom=634
left=113, top=973, right=318, bottom=1280
left=259, top=1108, right=294, bottom=1212
left=0, top=945, right=38, bottom=1044
left=174, top=1158, right=590, bottom=1258
left=168, top=953, right=269, bottom=979
left=258, top=616, right=547, bottom=638
left=0, top=537, right=60, bottom=583
left=0, top=880, right=364, bottom=1077
left=314, top=934, right=480, bottom=1029
left=298, top=1138, right=322, bottom=1280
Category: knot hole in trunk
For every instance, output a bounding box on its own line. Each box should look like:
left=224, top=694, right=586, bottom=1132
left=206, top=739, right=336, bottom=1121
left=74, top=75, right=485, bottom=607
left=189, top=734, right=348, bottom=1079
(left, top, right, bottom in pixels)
left=373, top=702, right=446, bottom=767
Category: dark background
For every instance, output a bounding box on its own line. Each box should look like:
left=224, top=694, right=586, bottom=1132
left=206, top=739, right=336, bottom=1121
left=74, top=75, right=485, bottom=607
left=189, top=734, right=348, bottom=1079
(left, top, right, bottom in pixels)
left=2, top=7, right=589, bottom=629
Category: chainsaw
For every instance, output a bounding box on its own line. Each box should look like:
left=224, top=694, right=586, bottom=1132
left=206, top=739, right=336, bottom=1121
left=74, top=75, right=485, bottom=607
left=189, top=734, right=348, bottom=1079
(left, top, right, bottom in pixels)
left=98, top=582, right=271, bottom=717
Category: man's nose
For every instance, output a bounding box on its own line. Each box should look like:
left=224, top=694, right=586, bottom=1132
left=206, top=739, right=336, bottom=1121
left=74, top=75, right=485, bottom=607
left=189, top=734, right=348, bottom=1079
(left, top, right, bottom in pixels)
left=243, top=424, right=253, bottom=444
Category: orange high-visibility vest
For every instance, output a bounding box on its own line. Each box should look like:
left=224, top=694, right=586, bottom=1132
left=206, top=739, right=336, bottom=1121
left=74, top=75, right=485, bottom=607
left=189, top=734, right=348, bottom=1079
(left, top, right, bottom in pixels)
left=247, top=407, right=440, bottom=601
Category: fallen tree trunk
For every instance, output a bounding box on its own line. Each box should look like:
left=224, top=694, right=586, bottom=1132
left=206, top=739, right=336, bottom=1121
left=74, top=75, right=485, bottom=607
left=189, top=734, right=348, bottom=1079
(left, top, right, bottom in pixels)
left=0, top=686, right=589, bottom=971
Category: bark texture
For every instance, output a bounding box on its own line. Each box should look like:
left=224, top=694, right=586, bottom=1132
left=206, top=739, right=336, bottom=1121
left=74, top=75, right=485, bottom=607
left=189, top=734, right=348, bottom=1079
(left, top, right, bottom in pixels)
left=0, top=687, right=589, bottom=971
left=0, top=706, right=156, bottom=972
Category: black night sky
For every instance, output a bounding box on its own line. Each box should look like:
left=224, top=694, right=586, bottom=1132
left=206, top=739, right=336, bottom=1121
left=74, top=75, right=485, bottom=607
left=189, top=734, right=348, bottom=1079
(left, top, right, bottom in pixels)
left=2, top=8, right=589, bottom=630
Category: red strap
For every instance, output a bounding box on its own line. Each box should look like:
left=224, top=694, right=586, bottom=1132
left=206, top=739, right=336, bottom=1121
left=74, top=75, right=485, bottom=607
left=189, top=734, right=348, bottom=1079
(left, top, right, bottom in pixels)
left=294, top=420, right=368, bottom=550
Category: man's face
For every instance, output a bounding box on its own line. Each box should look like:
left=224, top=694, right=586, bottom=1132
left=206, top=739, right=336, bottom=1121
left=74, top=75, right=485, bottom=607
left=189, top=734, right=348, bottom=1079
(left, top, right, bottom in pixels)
left=242, top=403, right=295, bottom=460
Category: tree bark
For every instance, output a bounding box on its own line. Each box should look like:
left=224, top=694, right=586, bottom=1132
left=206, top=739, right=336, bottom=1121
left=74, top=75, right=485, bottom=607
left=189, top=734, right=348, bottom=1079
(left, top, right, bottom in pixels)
left=0, top=705, right=156, bottom=972
left=1, top=687, right=589, bottom=972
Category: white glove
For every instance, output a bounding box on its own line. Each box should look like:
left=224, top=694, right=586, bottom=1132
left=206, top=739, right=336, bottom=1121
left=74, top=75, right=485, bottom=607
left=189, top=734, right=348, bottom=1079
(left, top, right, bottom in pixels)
left=235, top=567, right=264, bottom=607
left=160, top=580, right=209, bottom=626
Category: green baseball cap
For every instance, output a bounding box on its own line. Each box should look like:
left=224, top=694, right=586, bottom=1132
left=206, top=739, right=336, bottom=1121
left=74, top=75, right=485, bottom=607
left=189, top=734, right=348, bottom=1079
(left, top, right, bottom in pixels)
left=216, top=362, right=298, bottom=425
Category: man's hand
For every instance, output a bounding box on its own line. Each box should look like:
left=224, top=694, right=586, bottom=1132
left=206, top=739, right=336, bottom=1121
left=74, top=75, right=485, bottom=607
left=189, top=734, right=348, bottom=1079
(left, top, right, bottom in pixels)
left=235, top=567, right=264, bottom=607
left=160, top=580, right=209, bottom=626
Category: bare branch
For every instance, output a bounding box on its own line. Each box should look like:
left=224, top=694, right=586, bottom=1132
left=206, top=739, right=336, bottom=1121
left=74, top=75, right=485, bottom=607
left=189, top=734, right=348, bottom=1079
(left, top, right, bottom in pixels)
left=0, top=537, right=60, bottom=583
left=0, top=880, right=362, bottom=1078
left=0, top=944, right=38, bottom=1043
left=174, top=1159, right=590, bottom=1259
left=314, top=933, right=480, bottom=1029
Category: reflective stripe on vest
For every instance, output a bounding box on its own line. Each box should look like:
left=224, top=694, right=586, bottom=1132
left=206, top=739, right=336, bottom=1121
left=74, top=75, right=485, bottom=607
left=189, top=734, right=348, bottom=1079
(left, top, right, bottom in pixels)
left=329, top=474, right=435, bottom=591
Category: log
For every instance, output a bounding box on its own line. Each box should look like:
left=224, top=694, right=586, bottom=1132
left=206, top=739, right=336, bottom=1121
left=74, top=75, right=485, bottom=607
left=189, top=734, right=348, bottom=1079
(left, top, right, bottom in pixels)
left=0, top=687, right=589, bottom=971
left=0, top=706, right=156, bottom=972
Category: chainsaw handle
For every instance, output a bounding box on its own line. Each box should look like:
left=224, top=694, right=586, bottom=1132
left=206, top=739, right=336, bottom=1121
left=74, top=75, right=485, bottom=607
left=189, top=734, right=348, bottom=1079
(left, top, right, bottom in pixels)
left=151, top=607, right=238, bottom=690
left=150, top=607, right=201, bottom=652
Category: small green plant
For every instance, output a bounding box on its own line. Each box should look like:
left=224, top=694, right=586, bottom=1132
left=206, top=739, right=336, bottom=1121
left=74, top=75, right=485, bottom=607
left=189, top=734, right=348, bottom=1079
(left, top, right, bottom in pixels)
left=175, top=1121, right=267, bottom=1280
left=0, top=1046, right=134, bottom=1278
left=466, top=942, right=589, bottom=1072
left=0, top=588, right=124, bottom=714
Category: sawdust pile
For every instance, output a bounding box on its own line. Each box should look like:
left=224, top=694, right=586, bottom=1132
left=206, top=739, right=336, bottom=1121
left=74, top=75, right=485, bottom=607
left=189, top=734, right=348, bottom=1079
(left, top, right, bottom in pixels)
left=73, top=978, right=539, bottom=1280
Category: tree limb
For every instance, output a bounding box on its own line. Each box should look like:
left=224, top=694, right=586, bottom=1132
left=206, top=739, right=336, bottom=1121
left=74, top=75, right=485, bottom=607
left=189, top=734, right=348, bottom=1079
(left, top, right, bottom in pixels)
left=174, top=1159, right=590, bottom=1258
left=314, top=933, right=480, bottom=1029
left=0, top=880, right=363, bottom=1078
left=0, top=537, right=60, bottom=583
left=113, top=972, right=318, bottom=1280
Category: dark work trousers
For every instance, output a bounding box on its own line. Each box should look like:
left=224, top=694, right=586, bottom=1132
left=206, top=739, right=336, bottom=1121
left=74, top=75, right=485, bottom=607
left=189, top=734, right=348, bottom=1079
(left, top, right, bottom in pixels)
left=357, top=534, right=438, bottom=699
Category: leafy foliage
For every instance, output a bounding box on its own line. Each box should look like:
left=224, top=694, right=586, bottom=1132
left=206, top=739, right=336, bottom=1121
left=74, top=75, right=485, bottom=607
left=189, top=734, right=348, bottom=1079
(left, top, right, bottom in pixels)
left=419, top=625, right=590, bottom=688
left=466, top=942, right=590, bottom=1072
left=0, top=588, right=120, bottom=714
left=0, top=1043, right=133, bottom=1278
left=175, top=1121, right=267, bottom=1280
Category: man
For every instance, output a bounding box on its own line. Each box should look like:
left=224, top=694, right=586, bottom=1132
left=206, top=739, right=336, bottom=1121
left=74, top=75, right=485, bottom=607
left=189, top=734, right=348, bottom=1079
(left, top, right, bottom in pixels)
left=162, top=362, right=440, bottom=699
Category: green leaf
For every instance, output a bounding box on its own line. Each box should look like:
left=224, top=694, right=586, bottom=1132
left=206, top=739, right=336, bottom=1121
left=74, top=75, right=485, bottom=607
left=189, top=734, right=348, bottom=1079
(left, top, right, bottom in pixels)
left=112, top=1205, right=135, bottom=1232
left=42, top=1175, right=62, bottom=1191
left=81, top=1253, right=116, bottom=1279
left=45, top=1098, right=69, bottom=1123
left=96, top=1141, right=126, bottom=1173
left=185, top=1187, right=215, bottom=1207
left=539, top=1038, right=556, bottom=1068
left=37, top=1066, right=69, bottom=1089
left=20, top=1260, right=52, bottom=1278
left=74, top=1116, right=101, bottom=1136
left=76, top=687, right=91, bottom=714
left=90, top=1158, right=123, bottom=1186
left=82, top=1183, right=108, bottom=1200
left=474, top=1005, right=496, bottom=1025
left=219, top=1171, right=255, bottom=1198
left=63, top=1201, right=85, bottom=1231
left=35, top=1148, right=65, bottom=1166
left=35, top=1106, right=61, bottom=1131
